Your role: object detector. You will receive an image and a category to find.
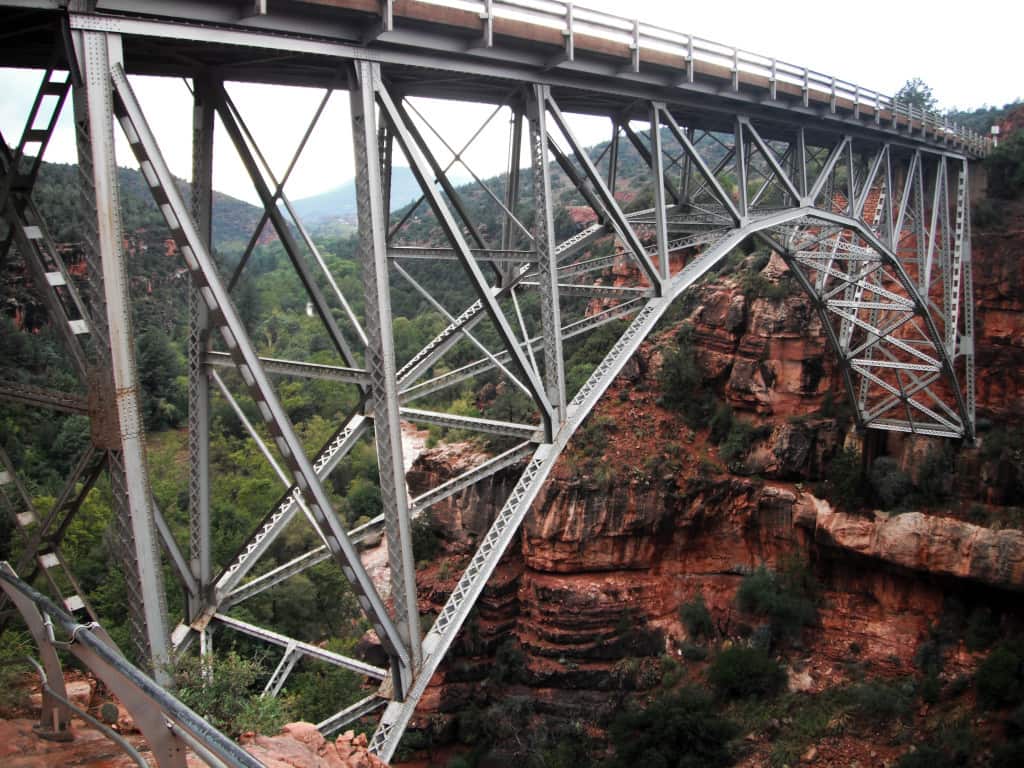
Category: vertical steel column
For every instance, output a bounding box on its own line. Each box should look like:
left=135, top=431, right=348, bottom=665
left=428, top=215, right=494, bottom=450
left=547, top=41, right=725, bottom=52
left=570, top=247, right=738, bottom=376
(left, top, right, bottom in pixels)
left=351, top=61, right=420, bottom=678
left=795, top=128, right=808, bottom=201
left=959, top=161, right=976, bottom=435
left=527, top=85, right=566, bottom=419
left=845, top=140, right=855, bottom=216
left=378, top=117, right=393, bottom=220
left=606, top=119, right=619, bottom=192
left=499, top=103, right=523, bottom=288
left=650, top=103, right=670, bottom=281
left=187, top=74, right=214, bottom=626
left=679, top=125, right=695, bottom=205
left=882, top=146, right=894, bottom=245
left=912, top=155, right=927, bottom=288
left=734, top=118, right=748, bottom=219
left=75, top=29, right=170, bottom=680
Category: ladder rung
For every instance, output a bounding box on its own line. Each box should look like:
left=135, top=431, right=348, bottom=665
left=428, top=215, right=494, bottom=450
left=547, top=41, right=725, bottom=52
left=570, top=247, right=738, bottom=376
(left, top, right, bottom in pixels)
left=0, top=469, right=11, bottom=485
left=23, top=225, right=42, bottom=240
left=64, top=595, right=85, bottom=613
left=45, top=271, right=66, bottom=286
left=42, top=81, right=68, bottom=96
left=69, top=319, right=89, bottom=335
left=24, top=129, right=49, bottom=143
left=16, top=511, right=37, bottom=528
left=38, top=552, right=60, bottom=569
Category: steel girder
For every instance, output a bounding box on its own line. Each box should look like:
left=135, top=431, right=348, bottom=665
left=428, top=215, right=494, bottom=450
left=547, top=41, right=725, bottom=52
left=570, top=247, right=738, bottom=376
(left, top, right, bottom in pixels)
left=0, top=20, right=977, bottom=768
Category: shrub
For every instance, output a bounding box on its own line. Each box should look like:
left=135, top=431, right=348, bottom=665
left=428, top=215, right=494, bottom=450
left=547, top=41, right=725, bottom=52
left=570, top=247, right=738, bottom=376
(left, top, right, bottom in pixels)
left=681, top=642, right=709, bottom=661
left=965, top=605, right=999, bottom=652
left=736, top=562, right=818, bottom=645
left=972, top=198, right=1004, bottom=229
left=847, top=679, right=914, bottom=724
left=490, top=639, right=526, bottom=685
left=896, top=745, right=951, bottom=768
left=606, top=687, right=738, bottom=768
left=680, top=594, right=715, bottom=641
left=658, top=324, right=713, bottom=428
left=986, top=129, right=1024, bottom=199
left=822, top=447, right=866, bottom=510
left=708, top=402, right=734, bottom=444
left=894, top=726, right=975, bottom=768
left=0, top=631, right=33, bottom=715
left=412, top=510, right=443, bottom=564
left=976, top=643, right=1024, bottom=709
left=287, top=640, right=364, bottom=723
left=914, top=443, right=954, bottom=505
left=708, top=646, right=786, bottom=700
left=868, top=456, right=913, bottom=509
left=172, top=651, right=292, bottom=738
left=919, top=672, right=941, bottom=704
left=719, top=418, right=756, bottom=467
left=990, top=741, right=1024, bottom=768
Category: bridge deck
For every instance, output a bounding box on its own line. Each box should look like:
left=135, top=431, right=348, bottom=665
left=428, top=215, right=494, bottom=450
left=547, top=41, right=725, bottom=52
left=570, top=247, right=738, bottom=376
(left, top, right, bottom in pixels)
left=0, top=0, right=988, bottom=157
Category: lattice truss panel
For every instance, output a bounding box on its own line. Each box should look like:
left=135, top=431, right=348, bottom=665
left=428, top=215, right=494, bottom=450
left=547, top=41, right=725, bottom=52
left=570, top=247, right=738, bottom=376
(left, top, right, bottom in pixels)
left=0, top=29, right=975, bottom=766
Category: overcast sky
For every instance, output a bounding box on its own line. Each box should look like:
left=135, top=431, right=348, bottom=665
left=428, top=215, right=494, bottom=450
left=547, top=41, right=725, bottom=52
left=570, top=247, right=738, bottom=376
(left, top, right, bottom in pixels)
left=1, top=0, right=1019, bottom=205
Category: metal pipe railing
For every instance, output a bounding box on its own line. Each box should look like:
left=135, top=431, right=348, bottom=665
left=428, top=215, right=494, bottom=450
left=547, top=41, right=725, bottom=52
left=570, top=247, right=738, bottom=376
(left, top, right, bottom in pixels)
left=0, top=563, right=264, bottom=768
left=409, top=0, right=990, bottom=155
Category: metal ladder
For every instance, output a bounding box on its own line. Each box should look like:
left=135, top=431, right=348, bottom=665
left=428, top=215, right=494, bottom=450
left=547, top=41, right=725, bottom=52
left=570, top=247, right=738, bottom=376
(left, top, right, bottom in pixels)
left=0, top=448, right=99, bottom=623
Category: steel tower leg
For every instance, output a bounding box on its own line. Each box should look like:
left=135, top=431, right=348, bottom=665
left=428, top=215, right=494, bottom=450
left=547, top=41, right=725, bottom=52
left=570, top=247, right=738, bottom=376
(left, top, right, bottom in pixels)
left=527, top=85, right=566, bottom=419
left=350, top=60, right=421, bottom=680
left=650, top=103, right=670, bottom=281
left=73, top=29, right=170, bottom=681
left=188, top=74, right=214, bottom=631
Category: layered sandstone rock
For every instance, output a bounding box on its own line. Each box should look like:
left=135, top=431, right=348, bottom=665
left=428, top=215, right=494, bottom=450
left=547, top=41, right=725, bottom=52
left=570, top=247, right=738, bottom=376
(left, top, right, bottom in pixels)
left=796, top=496, right=1024, bottom=590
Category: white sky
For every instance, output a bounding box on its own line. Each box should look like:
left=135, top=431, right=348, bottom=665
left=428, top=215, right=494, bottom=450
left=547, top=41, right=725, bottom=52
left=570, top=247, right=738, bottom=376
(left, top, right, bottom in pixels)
left=1, top=0, right=1020, bottom=205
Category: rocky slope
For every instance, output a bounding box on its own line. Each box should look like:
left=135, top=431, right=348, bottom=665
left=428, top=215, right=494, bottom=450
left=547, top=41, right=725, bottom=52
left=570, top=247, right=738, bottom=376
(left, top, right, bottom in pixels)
left=399, top=180, right=1024, bottom=764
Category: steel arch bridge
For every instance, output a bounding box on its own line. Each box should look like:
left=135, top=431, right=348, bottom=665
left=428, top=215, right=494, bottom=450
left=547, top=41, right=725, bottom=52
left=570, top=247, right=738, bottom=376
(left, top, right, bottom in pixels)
left=0, top=1, right=982, bottom=764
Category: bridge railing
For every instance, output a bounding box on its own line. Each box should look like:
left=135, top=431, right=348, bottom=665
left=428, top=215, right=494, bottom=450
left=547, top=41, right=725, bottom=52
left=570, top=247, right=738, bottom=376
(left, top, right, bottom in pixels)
left=416, top=0, right=990, bottom=156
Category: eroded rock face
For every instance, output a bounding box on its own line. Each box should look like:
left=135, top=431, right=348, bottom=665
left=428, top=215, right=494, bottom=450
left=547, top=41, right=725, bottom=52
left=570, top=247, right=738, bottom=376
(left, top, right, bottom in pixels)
left=689, top=257, right=835, bottom=419
left=798, top=499, right=1024, bottom=590
left=407, top=216, right=1024, bottom=735
left=973, top=208, right=1024, bottom=421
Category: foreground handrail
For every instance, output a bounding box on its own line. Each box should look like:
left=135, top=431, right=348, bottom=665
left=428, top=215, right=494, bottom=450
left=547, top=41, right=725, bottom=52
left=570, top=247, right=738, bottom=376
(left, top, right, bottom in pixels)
left=0, top=563, right=263, bottom=768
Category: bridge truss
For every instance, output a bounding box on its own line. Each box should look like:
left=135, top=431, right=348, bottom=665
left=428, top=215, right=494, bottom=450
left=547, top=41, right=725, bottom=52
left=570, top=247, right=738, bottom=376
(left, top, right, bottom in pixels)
left=0, top=1, right=979, bottom=764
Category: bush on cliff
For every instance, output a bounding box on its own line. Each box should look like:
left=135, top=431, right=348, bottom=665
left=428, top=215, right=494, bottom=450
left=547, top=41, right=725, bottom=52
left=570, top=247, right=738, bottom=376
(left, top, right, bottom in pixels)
left=819, top=447, right=866, bottom=510
left=680, top=594, right=715, bottom=641
left=736, top=562, right=818, bottom=645
left=987, top=129, right=1024, bottom=199
left=659, top=323, right=713, bottom=428
left=868, top=456, right=913, bottom=509
left=606, top=686, right=738, bottom=768
left=708, top=646, right=786, bottom=700
left=976, top=642, right=1024, bottom=709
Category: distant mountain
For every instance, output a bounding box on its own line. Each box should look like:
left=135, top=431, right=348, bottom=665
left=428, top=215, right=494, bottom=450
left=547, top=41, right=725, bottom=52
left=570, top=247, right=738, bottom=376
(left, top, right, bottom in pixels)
left=289, top=165, right=470, bottom=224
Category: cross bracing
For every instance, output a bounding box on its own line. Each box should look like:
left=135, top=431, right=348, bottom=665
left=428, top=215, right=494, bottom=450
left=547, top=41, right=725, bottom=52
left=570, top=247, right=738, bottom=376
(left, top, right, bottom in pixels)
left=0, top=1, right=979, bottom=765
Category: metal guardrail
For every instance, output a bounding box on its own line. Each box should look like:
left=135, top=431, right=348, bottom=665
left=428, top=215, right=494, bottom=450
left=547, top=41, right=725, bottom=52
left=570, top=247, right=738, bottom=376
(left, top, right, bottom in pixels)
left=0, top=563, right=262, bottom=768
left=372, top=0, right=990, bottom=156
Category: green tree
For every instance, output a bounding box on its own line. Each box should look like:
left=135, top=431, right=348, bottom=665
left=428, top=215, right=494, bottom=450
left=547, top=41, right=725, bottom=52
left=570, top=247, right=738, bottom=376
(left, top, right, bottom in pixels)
left=896, top=78, right=938, bottom=112
left=136, top=328, right=186, bottom=430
